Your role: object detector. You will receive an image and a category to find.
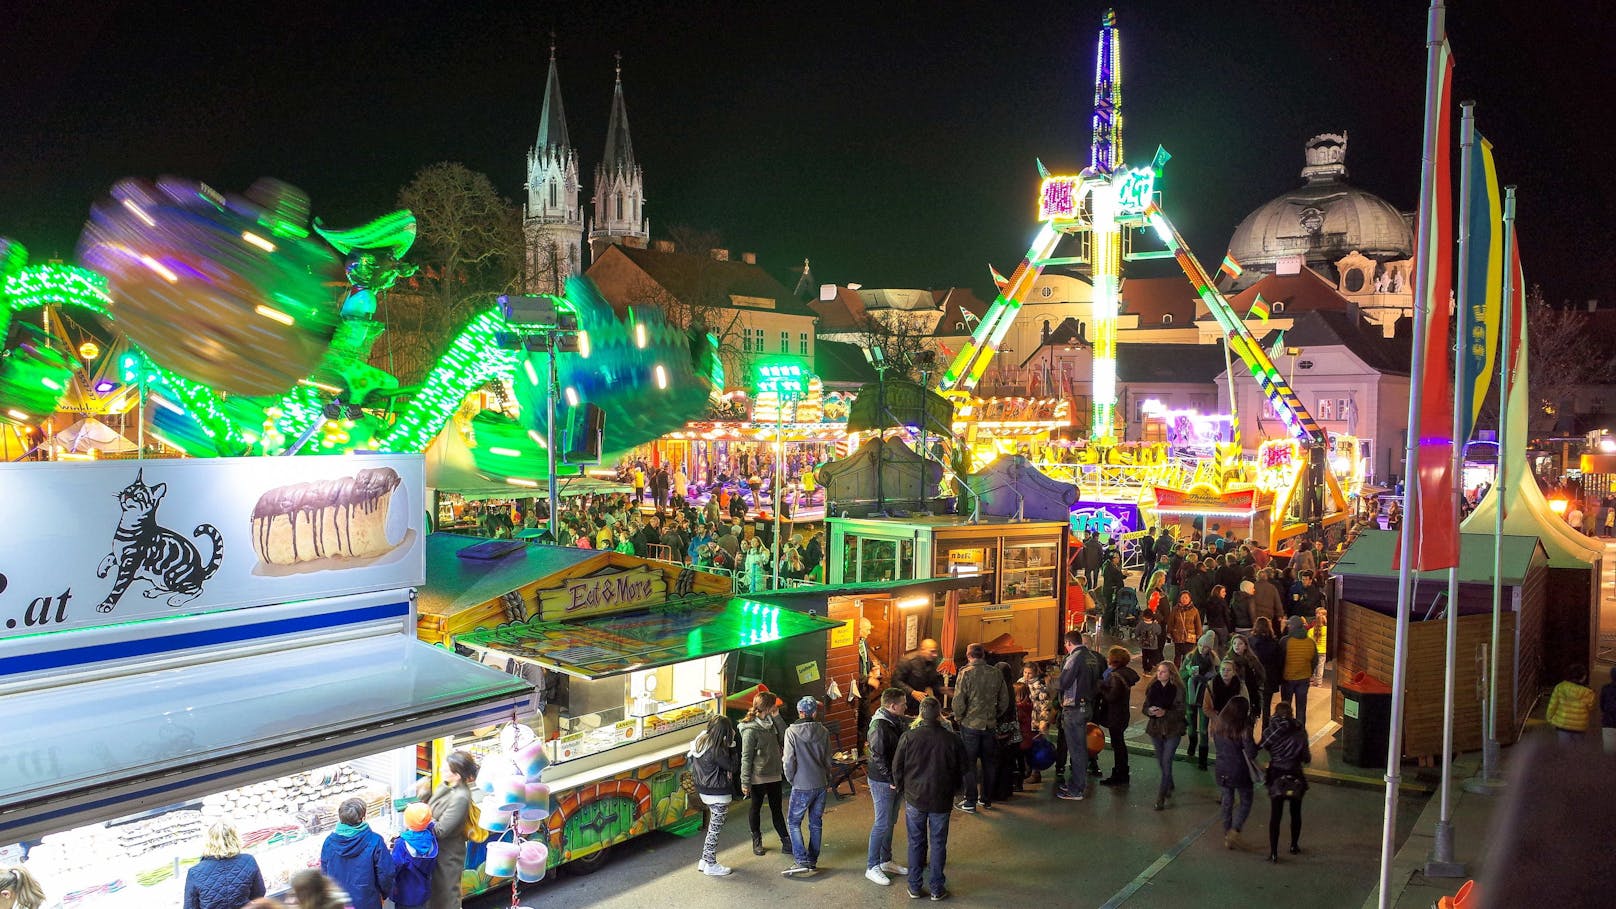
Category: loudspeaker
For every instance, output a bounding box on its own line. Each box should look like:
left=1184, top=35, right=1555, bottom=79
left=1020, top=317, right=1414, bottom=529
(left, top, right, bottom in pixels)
left=563, top=404, right=605, bottom=464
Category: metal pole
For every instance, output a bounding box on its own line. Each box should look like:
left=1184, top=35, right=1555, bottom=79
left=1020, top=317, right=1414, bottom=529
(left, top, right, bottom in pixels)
left=1222, top=336, right=1240, bottom=448
left=773, top=402, right=784, bottom=589
left=1482, top=186, right=1518, bottom=787
left=1379, top=4, right=1444, bottom=906
left=1428, top=100, right=1476, bottom=879
left=547, top=342, right=561, bottom=545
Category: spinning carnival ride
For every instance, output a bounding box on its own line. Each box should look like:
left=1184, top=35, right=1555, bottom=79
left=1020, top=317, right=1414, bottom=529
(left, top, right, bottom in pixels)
left=0, top=178, right=720, bottom=476
left=937, top=9, right=1352, bottom=547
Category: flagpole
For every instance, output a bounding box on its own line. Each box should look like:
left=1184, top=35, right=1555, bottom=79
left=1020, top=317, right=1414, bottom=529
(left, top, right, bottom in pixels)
left=1223, top=335, right=1240, bottom=448
left=1485, top=186, right=1517, bottom=786
left=1379, top=3, right=1445, bottom=907
left=1427, top=99, right=1475, bottom=879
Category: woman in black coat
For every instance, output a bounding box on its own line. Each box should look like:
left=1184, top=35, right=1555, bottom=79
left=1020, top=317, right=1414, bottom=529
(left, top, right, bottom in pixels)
left=1143, top=660, right=1187, bottom=810
left=1098, top=646, right=1139, bottom=787
left=1202, top=585, right=1232, bottom=652
left=689, top=715, right=740, bottom=876
left=1249, top=617, right=1285, bottom=733
left=1258, top=702, right=1311, bottom=862
left=1210, top=696, right=1259, bottom=850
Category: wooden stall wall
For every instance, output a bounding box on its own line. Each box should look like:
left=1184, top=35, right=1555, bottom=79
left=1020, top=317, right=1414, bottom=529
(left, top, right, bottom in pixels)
left=823, top=597, right=863, bottom=753
left=1333, top=601, right=1519, bottom=758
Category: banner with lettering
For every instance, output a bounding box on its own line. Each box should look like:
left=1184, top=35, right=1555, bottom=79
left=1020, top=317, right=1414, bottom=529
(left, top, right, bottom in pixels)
left=0, top=455, right=424, bottom=639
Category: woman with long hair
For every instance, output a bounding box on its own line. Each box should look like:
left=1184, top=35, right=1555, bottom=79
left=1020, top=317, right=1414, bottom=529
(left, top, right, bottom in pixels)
left=689, top=714, right=740, bottom=876
left=290, top=870, right=352, bottom=909
left=1249, top=616, right=1285, bottom=733
left=1210, top=696, right=1259, bottom=850
left=1227, top=633, right=1265, bottom=695
left=1259, top=702, right=1312, bottom=862
left=0, top=866, right=47, bottom=909
left=1143, top=660, right=1187, bottom=811
left=739, top=691, right=791, bottom=855
left=182, top=821, right=266, bottom=909
left=426, top=750, right=479, bottom=909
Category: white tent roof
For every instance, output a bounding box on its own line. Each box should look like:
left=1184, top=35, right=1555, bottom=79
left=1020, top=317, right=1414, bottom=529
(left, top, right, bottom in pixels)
left=53, top=417, right=138, bottom=454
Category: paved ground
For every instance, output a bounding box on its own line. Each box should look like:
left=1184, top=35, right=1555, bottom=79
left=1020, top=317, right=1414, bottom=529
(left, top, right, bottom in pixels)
left=471, top=746, right=1426, bottom=909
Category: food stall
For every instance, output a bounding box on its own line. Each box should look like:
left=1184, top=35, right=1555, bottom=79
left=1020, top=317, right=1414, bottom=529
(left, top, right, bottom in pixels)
left=0, top=456, right=535, bottom=908
left=413, top=534, right=838, bottom=885
left=825, top=515, right=1069, bottom=666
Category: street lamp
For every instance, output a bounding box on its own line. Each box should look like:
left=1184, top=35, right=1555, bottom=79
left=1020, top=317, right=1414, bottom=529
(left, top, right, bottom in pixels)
left=498, top=294, right=582, bottom=544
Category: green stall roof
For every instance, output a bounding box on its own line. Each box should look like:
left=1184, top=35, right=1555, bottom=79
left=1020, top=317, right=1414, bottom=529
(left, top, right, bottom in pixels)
left=1332, top=530, right=1546, bottom=586
left=456, top=596, right=843, bottom=680
left=417, top=533, right=606, bottom=617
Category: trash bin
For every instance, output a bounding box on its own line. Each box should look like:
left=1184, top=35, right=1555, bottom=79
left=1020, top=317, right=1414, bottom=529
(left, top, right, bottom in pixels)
left=1339, top=672, right=1394, bottom=768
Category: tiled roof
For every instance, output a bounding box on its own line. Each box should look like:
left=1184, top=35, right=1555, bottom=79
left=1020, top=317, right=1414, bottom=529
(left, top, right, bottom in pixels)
left=1120, top=275, right=1198, bottom=324
left=1217, top=269, right=1351, bottom=319
left=1260, top=309, right=1412, bottom=376
left=1115, top=342, right=1228, bottom=384
left=606, top=245, right=816, bottom=317
left=1019, top=317, right=1089, bottom=368
left=816, top=339, right=880, bottom=385
left=809, top=286, right=867, bottom=329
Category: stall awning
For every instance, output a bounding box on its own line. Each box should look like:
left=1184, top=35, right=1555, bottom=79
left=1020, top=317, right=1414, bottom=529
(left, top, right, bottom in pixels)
left=457, top=596, right=844, bottom=680
left=0, top=633, right=535, bottom=845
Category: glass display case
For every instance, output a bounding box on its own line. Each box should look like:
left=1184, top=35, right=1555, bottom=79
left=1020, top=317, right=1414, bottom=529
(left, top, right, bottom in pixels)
left=543, top=655, right=725, bottom=765
left=1000, top=540, right=1058, bottom=600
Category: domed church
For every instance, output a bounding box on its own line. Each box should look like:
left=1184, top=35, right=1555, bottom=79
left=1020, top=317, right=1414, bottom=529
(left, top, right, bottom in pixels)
left=1223, top=133, right=1413, bottom=292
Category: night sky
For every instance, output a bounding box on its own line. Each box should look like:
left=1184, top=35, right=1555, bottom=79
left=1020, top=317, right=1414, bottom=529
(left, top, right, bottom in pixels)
left=1, top=1, right=1609, bottom=303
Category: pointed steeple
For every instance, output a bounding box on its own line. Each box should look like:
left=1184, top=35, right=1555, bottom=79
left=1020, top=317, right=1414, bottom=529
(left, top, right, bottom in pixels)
left=794, top=258, right=816, bottom=301
left=602, top=52, right=636, bottom=176
left=536, top=37, right=569, bottom=152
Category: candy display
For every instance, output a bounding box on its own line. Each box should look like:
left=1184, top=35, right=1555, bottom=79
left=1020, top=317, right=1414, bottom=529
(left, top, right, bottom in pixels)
left=12, top=757, right=408, bottom=909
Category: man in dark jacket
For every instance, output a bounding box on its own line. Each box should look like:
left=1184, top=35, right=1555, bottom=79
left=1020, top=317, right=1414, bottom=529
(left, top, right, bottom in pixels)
left=891, top=696, right=966, bottom=901
left=1100, top=553, right=1126, bottom=633
left=894, top=639, right=943, bottom=715
left=951, top=643, right=1009, bottom=812
left=1289, top=571, right=1323, bottom=618
left=320, top=798, right=395, bottom=909
left=1055, top=630, right=1101, bottom=800
left=1140, top=526, right=1158, bottom=571
left=863, top=688, right=910, bottom=887
left=1079, top=530, right=1103, bottom=589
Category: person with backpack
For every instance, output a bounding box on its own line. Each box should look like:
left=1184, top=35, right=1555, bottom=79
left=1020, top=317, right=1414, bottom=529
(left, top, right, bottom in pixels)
left=863, top=688, right=910, bottom=886
left=1136, top=609, right=1164, bottom=672
left=689, top=715, right=740, bottom=876
left=781, top=697, right=832, bottom=875
left=1055, top=631, right=1102, bottom=801
left=1098, top=646, right=1139, bottom=787
left=1259, top=702, right=1311, bottom=862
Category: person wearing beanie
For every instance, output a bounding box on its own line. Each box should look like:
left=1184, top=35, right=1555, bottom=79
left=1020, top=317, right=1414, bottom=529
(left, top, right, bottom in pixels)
left=1280, top=617, right=1314, bottom=731
left=1230, top=579, right=1255, bottom=636
left=781, top=697, right=832, bottom=875
left=1181, top=632, right=1218, bottom=770
left=390, top=804, right=438, bottom=909
left=319, top=798, right=394, bottom=909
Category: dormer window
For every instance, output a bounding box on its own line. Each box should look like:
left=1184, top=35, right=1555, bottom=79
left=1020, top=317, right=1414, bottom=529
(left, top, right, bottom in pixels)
left=1272, top=301, right=1286, bottom=313
left=1162, top=314, right=1174, bottom=325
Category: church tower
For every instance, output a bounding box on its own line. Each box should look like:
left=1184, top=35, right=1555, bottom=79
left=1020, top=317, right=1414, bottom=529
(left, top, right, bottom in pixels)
left=523, top=41, right=583, bottom=295
left=589, top=54, right=649, bottom=259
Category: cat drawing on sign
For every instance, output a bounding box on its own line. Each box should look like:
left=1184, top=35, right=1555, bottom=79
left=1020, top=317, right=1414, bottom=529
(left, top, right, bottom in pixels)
left=95, top=470, right=224, bottom=613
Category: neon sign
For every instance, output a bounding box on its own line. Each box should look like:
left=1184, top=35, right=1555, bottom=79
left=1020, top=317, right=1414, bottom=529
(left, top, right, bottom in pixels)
left=1114, top=166, right=1155, bottom=216
left=1069, top=501, right=1141, bottom=537
left=1039, top=177, right=1083, bottom=222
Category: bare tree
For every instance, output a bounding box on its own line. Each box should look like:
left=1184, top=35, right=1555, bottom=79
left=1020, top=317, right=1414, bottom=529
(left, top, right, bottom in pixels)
left=378, top=163, right=522, bottom=383
left=1474, top=284, right=1616, bottom=433
left=855, top=309, right=939, bottom=382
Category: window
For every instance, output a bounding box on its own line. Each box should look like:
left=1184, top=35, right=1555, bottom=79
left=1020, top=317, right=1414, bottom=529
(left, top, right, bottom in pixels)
left=549, top=182, right=557, bottom=207
left=1162, top=313, right=1174, bottom=324
left=1272, top=301, right=1286, bottom=313
left=1317, top=398, right=1334, bottom=420
left=781, top=330, right=790, bottom=353
left=1344, top=268, right=1365, bottom=293
left=799, top=332, right=809, bottom=355
left=1000, top=540, right=1058, bottom=600
left=956, top=321, right=966, bottom=332
left=1338, top=398, right=1352, bottom=421
left=937, top=545, right=996, bottom=605
left=615, top=193, right=623, bottom=220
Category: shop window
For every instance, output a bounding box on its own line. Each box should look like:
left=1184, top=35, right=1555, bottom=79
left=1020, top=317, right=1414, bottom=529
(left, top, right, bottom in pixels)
left=842, top=533, right=859, bottom=582
left=858, top=537, right=899, bottom=582
left=1000, top=540, right=1058, bottom=600
left=899, top=538, right=916, bottom=580
left=939, top=545, right=995, bottom=604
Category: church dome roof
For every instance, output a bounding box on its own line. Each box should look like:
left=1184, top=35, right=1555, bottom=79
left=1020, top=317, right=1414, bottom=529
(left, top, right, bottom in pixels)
left=1225, top=133, right=1413, bottom=287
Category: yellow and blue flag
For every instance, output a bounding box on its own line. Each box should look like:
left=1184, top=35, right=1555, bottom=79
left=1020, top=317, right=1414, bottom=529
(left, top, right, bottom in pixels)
left=1458, top=133, right=1503, bottom=444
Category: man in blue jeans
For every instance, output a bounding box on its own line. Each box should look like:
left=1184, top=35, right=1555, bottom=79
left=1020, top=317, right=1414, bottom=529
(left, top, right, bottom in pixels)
left=780, top=696, right=831, bottom=875
left=950, top=642, right=1009, bottom=811
left=1056, top=630, right=1100, bottom=801
left=891, top=696, right=966, bottom=900
left=863, top=687, right=910, bottom=886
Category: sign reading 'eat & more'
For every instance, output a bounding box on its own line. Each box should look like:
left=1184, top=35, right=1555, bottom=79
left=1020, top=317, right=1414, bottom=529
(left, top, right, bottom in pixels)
left=538, top=565, right=667, bottom=620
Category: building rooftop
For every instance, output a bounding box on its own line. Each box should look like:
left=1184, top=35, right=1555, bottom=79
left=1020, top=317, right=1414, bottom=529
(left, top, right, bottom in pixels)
left=1115, top=342, right=1227, bottom=384
left=599, top=245, right=816, bottom=317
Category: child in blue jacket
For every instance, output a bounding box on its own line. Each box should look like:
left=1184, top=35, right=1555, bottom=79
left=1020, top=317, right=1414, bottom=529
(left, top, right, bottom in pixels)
left=390, top=802, right=439, bottom=909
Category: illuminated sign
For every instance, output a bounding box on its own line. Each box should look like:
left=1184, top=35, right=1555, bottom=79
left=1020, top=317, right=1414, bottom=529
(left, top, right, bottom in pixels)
left=1153, top=486, right=1256, bottom=514
left=753, top=362, right=805, bottom=396
left=1039, top=177, right=1083, bottom=221
left=1113, top=166, right=1156, bottom=216
left=538, top=565, right=667, bottom=620
left=1069, top=501, right=1141, bottom=537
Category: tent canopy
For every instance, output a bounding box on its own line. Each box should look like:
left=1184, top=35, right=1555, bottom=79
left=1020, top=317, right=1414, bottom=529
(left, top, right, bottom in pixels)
left=52, top=416, right=137, bottom=454
left=425, top=425, right=628, bottom=501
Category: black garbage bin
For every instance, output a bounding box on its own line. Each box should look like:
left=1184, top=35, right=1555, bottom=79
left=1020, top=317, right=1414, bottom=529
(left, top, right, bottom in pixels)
left=1340, top=672, right=1393, bottom=768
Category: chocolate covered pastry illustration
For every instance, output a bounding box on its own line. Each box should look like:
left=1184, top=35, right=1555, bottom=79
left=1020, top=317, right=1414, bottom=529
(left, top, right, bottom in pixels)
left=250, top=467, right=402, bottom=566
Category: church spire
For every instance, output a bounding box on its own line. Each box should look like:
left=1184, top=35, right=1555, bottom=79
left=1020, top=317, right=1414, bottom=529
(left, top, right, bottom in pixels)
left=602, top=52, right=636, bottom=177
left=535, top=35, right=569, bottom=152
